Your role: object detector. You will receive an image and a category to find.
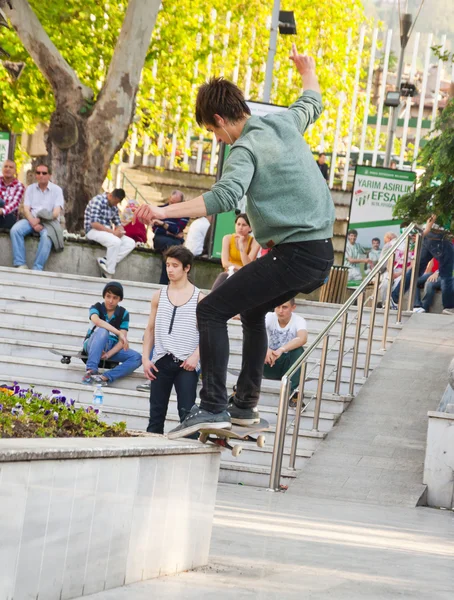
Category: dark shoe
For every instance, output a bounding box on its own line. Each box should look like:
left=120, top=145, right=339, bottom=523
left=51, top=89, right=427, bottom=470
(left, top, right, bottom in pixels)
left=227, top=398, right=260, bottom=426
left=167, top=405, right=231, bottom=439
left=136, top=381, right=152, bottom=392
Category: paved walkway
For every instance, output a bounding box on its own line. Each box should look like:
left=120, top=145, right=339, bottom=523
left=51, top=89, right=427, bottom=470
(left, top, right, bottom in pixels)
left=78, top=483, right=454, bottom=600
left=290, top=313, right=454, bottom=507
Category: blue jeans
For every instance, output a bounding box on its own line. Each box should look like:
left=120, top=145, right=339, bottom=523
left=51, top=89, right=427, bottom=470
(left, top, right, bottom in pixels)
left=10, top=218, right=52, bottom=270
left=392, top=233, right=454, bottom=309
left=415, top=273, right=442, bottom=312
left=85, top=328, right=142, bottom=383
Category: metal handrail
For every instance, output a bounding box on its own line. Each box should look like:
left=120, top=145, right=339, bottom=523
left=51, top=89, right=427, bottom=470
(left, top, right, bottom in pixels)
left=268, top=221, right=421, bottom=491
left=121, top=172, right=149, bottom=205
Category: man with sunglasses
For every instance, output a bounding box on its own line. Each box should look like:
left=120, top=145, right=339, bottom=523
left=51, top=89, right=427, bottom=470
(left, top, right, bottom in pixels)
left=10, top=163, right=64, bottom=271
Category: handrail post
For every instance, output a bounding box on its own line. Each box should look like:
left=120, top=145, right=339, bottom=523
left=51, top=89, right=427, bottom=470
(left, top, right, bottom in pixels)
left=312, top=336, right=329, bottom=432
left=334, top=312, right=348, bottom=395
left=268, top=376, right=291, bottom=491
left=364, top=271, right=381, bottom=378
left=397, top=235, right=411, bottom=324
left=288, top=362, right=307, bottom=470
left=349, top=292, right=364, bottom=397
left=381, top=253, right=395, bottom=351
left=407, top=232, right=422, bottom=312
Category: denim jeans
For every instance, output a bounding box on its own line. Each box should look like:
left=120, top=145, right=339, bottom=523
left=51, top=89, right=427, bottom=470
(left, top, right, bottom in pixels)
left=153, top=234, right=184, bottom=284
left=197, top=239, right=334, bottom=413
left=147, top=353, right=198, bottom=434
left=85, top=328, right=142, bottom=382
left=392, top=233, right=454, bottom=309
left=10, top=218, right=52, bottom=270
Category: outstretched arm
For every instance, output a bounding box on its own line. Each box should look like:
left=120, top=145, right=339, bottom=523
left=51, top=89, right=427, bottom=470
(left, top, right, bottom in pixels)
left=289, top=44, right=320, bottom=94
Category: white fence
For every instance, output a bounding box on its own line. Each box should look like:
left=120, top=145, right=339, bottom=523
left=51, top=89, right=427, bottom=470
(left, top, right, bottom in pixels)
left=127, top=24, right=453, bottom=189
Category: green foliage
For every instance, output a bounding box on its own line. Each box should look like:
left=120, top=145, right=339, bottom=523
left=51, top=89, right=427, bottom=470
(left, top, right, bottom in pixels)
left=1, top=0, right=371, bottom=158
left=0, top=384, right=127, bottom=438
left=393, top=98, right=454, bottom=229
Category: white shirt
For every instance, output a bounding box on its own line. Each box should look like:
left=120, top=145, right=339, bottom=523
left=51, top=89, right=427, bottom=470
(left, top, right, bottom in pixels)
left=265, top=312, right=308, bottom=351
left=185, top=217, right=210, bottom=256
left=24, top=181, right=64, bottom=218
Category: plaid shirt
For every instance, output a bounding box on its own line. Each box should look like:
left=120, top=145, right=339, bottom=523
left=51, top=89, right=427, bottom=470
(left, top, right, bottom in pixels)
left=0, top=176, right=25, bottom=216
left=84, top=192, right=121, bottom=233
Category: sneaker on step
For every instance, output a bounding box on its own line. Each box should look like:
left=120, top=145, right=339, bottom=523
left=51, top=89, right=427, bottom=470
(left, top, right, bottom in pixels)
left=136, top=381, right=152, bottom=392
left=81, top=370, right=98, bottom=385
left=227, top=399, right=260, bottom=426
left=413, top=307, right=426, bottom=313
left=389, top=297, right=398, bottom=310
left=16, top=264, right=28, bottom=270
left=167, top=405, right=231, bottom=439
left=442, top=308, right=454, bottom=315
left=91, top=374, right=110, bottom=386
left=97, top=257, right=113, bottom=279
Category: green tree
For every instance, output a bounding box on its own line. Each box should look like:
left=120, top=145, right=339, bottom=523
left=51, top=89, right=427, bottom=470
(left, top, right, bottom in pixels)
left=0, top=0, right=160, bottom=230
left=393, top=98, right=454, bottom=228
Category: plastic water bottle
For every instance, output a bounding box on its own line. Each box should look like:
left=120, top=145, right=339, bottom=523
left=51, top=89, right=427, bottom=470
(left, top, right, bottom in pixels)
left=93, top=384, right=104, bottom=412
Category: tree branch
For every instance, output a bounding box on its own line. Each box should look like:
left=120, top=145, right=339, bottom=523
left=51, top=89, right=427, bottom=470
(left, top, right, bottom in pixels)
left=92, top=0, right=160, bottom=130
left=1, top=0, right=92, bottom=107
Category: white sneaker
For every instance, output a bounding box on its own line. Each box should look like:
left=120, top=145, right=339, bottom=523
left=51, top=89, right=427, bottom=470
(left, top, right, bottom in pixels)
left=97, top=257, right=113, bottom=278
left=442, top=308, right=454, bottom=315
left=413, top=307, right=426, bottom=313
left=16, top=265, right=28, bottom=270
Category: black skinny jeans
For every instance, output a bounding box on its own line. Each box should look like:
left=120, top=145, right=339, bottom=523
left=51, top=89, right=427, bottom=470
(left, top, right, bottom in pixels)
left=147, top=353, right=198, bottom=434
left=197, top=239, right=334, bottom=413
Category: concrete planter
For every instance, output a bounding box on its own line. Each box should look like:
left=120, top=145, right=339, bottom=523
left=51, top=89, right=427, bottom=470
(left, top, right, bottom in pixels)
left=0, top=437, right=220, bottom=600
left=423, top=408, right=454, bottom=509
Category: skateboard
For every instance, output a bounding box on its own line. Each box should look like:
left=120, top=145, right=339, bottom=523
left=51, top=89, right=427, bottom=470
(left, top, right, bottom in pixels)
left=49, top=349, right=117, bottom=369
left=198, top=418, right=270, bottom=457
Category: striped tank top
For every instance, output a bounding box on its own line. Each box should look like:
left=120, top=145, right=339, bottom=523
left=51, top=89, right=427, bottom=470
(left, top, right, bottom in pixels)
left=152, top=286, right=200, bottom=363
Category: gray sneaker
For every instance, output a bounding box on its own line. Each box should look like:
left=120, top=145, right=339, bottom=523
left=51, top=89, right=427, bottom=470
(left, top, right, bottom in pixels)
left=227, top=399, right=260, bottom=426
left=167, top=405, right=231, bottom=439
left=136, top=381, right=151, bottom=392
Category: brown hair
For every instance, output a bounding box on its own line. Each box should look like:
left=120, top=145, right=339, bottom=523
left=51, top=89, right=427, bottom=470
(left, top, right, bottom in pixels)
left=164, top=245, right=194, bottom=272
left=235, top=213, right=250, bottom=227
left=196, top=77, right=251, bottom=127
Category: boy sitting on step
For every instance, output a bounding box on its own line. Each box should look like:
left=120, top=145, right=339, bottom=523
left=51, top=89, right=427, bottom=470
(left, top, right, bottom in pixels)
left=82, top=281, right=142, bottom=386
left=263, top=299, right=308, bottom=407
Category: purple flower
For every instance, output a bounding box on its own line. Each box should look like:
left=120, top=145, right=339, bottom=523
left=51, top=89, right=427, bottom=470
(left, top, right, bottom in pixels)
left=11, top=407, right=23, bottom=416
left=53, top=412, right=59, bottom=420
left=59, top=397, right=67, bottom=403
left=94, top=409, right=99, bottom=415
left=52, top=389, right=61, bottom=394
left=70, top=399, right=75, bottom=406
left=0, top=404, right=3, bottom=412
left=50, top=399, right=56, bottom=404
left=44, top=410, right=51, bottom=416
left=13, top=385, right=20, bottom=394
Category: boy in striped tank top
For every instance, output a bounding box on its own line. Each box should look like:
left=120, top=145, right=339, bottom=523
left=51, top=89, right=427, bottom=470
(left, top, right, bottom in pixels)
left=142, top=246, right=205, bottom=434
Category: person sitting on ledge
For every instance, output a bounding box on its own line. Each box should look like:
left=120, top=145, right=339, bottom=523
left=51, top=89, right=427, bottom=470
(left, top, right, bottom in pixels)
left=84, top=188, right=136, bottom=279
left=10, top=163, right=64, bottom=271
left=81, top=281, right=142, bottom=386
left=0, top=159, right=25, bottom=231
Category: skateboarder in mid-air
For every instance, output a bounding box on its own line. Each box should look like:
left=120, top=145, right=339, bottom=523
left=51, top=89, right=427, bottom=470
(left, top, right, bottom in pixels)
left=135, top=45, right=335, bottom=439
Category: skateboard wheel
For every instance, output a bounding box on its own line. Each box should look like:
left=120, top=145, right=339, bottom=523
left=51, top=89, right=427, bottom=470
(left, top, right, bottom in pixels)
left=256, top=435, right=265, bottom=448
left=232, top=445, right=242, bottom=457
left=199, top=433, right=208, bottom=444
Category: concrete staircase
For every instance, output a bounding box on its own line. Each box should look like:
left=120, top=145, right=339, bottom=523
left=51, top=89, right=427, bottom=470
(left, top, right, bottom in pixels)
left=119, top=166, right=163, bottom=205
left=0, top=266, right=410, bottom=487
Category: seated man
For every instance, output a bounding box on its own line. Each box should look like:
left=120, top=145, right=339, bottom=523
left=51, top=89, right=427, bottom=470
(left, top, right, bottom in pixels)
left=344, top=229, right=373, bottom=282
left=82, top=281, right=142, bottom=385
left=10, top=163, right=64, bottom=270
left=263, top=299, right=308, bottom=406
left=185, top=215, right=212, bottom=256
left=0, top=159, right=25, bottom=230
left=152, top=190, right=189, bottom=284
left=84, top=188, right=136, bottom=278
left=413, top=259, right=441, bottom=313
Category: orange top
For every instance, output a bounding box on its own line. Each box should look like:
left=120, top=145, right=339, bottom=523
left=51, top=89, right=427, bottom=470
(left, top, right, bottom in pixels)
left=229, top=235, right=253, bottom=268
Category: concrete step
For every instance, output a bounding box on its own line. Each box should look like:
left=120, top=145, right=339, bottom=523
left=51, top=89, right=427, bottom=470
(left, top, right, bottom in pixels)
left=217, top=462, right=298, bottom=487
left=0, top=337, right=365, bottom=396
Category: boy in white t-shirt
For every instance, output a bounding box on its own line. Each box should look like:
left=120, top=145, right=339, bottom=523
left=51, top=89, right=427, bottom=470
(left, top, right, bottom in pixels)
left=264, top=299, right=308, bottom=399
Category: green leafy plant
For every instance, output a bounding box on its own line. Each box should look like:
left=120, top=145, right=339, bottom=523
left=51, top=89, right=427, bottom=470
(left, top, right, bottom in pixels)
left=0, top=384, right=127, bottom=438
left=393, top=98, right=454, bottom=229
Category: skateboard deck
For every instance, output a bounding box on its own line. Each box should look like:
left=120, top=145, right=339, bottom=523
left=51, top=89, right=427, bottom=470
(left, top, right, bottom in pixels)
left=49, top=349, right=117, bottom=369
left=198, top=418, right=269, bottom=457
